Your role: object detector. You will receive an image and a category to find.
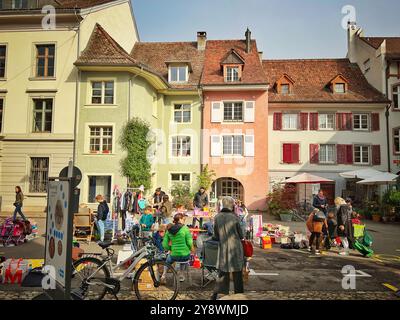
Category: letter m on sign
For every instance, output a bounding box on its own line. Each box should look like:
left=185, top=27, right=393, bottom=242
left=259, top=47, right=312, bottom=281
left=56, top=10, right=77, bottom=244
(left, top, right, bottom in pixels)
left=4, top=269, right=23, bottom=284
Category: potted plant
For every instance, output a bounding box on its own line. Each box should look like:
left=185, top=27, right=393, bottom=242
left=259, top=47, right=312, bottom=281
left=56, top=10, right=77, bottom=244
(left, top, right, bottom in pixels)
left=171, top=183, right=193, bottom=210
left=266, top=183, right=297, bottom=222
left=279, top=209, right=294, bottom=222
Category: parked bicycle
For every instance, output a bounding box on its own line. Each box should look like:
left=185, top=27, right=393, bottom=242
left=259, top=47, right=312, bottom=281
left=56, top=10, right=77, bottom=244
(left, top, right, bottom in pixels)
left=70, top=231, right=179, bottom=300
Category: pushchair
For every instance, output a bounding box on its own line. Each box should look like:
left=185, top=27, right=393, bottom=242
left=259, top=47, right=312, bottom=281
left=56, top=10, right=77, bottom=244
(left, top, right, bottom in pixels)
left=352, top=224, right=373, bottom=257
left=0, top=218, right=27, bottom=247
left=200, top=239, right=219, bottom=288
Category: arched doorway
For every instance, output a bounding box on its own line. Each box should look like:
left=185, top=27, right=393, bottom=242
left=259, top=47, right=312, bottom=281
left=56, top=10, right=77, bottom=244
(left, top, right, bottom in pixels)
left=211, top=177, right=244, bottom=201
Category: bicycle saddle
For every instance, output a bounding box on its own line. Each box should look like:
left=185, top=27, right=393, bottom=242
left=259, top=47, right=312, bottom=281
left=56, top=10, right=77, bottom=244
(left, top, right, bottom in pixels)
left=97, top=241, right=113, bottom=249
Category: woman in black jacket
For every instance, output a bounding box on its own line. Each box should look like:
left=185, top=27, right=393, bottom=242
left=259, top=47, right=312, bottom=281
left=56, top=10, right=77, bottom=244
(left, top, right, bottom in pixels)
left=313, top=190, right=328, bottom=216
left=335, top=197, right=352, bottom=255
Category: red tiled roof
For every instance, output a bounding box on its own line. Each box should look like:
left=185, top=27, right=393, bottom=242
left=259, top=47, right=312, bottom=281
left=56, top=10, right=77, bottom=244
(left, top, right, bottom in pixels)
left=130, top=42, right=205, bottom=90
left=360, top=37, right=400, bottom=59
left=75, top=23, right=136, bottom=66
left=0, top=0, right=118, bottom=11
left=55, top=0, right=117, bottom=9
left=201, top=40, right=267, bottom=86
left=263, top=59, right=388, bottom=103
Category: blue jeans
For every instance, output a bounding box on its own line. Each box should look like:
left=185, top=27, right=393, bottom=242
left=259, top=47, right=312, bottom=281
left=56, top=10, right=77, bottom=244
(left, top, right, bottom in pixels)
left=13, top=205, right=26, bottom=221
left=166, top=254, right=191, bottom=271
left=96, top=220, right=105, bottom=242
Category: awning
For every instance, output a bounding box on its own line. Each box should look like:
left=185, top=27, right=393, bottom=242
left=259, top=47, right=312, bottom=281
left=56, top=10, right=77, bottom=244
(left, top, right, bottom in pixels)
left=283, top=173, right=334, bottom=184
left=339, top=168, right=383, bottom=180
left=356, top=172, right=399, bottom=185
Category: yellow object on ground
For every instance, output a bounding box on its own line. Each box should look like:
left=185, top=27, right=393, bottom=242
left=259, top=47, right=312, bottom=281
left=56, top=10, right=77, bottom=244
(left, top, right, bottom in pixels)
left=383, top=283, right=399, bottom=292
left=28, top=259, right=44, bottom=269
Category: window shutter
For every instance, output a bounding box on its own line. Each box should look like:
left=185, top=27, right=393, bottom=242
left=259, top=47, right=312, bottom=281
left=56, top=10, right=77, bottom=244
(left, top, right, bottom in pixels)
left=309, top=113, right=319, bottom=130
left=372, top=145, right=381, bottom=165
left=244, top=101, right=255, bottom=123
left=345, top=113, right=353, bottom=130
left=310, top=144, right=319, bottom=164
left=210, top=135, right=221, bottom=157
left=371, top=113, right=380, bottom=131
left=300, top=113, right=308, bottom=130
left=292, top=144, right=300, bottom=163
left=211, top=102, right=222, bottom=123
left=337, top=144, right=346, bottom=164
left=336, top=113, right=342, bottom=130
left=346, top=145, right=353, bottom=164
left=273, top=113, right=282, bottom=130
left=282, top=144, right=292, bottom=163
left=244, top=135, right=255, bottom=157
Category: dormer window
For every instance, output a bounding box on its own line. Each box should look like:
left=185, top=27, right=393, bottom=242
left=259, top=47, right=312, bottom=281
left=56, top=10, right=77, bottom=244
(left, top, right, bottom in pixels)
left=281, top=84, right=290, bottom=95
left=330, top=74, right=348, bottom=94
left=226, top=66, right=240, bottom=82
left=168, top=65, right=188, bottom=83
left=276, top=74, right=294, bottom=95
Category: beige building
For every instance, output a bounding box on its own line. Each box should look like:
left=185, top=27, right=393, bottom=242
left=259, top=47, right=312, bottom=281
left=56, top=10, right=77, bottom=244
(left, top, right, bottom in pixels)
left=0, top=0, right=139, bottom=213
left=347, top=22, right=400, bottom=174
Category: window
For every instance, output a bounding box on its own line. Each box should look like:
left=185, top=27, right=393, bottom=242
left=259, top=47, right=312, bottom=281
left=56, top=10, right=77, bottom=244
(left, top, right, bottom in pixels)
left=169, top=66, right=187, bottom=82
left=282, top=113, right=298, bottom=130
left=280, top=84, right=290, bottom=95
left=0, top=45, right=6, bottom=78
left=29, top=157, right=49, bottom=193
left=393, top=85, right=400, bottom=109
left=319, top=144, right=335, bottom=164
left=354, top=145, right=370, bottom=164
left=222, top=135, right=243, bottom=156
left=282, top=143, right=300, bottom=164
left=171, top=136, right=191, bottom=157
left=221, top=178, right=243, bottom=200
left=12, top=0, right=28, bottom=9
left=88, top=176, right=111, bottom=203
left=89, top=126, right=113, bottom=153
left=171, top=173, right=191, bottom=187
left=33, top=99, right=52, bottom=132
left=0, top=98, right=3, bottom=132
left=223, top=102, right=243, bottom=122
left=353, top=113, right=369, bottom=130
left=334, top=83, right=346, bottom=93
left=36, top=44, right=55, bottom=77
left=91, top=81, right=114, bottom=104
left=174, top=104, right=191, bottom=123
left=225, top=66, right=240, bottom=82
left=318, top=114, right=335, bottom=130
left=394, top=128, right=400, bottom=154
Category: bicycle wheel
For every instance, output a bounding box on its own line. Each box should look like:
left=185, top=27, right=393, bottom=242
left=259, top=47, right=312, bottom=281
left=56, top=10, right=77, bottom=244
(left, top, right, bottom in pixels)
left=71, top=257, right=110, bottom=300
left=133, top=260, right=179, bottom=300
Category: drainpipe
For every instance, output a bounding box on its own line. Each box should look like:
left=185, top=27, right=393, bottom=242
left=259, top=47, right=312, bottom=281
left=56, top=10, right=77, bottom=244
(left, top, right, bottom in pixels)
left=385, top=61, right=391, bottom=173
left=72, top=24, right=81, bottom=168
left=198, top=87, right=204, bottom=174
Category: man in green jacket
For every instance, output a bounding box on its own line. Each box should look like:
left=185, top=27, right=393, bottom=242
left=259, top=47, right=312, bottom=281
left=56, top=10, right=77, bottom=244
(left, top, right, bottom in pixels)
left=162, top=213, right=194, bottom=282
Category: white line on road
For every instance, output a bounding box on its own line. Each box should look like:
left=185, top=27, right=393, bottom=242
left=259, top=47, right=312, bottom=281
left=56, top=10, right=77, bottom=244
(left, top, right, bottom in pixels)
left=249, top=269, right=279, bottom=276
left=342, top=270, right=372, bottom=278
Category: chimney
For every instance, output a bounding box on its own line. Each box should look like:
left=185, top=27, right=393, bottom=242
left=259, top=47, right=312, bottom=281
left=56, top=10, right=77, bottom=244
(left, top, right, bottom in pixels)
left=258, top=51, right=263, bottom=63
left=245, top=28, right=251, bottom=53
left=197, top=31, right=207, bottom=51
left=347, top=21, right=360, bottom=63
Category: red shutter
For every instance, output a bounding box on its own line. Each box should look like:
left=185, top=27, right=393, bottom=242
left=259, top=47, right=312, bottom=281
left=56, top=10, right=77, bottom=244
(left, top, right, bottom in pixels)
left=273, top=113, right=282, bottom=130
left=310, top=144, right=319, bottom=164
left=346, top=145, right=353, bottom=164
left=283, top=144, right=292, bottom=163
left=345, top=113, right=353, bottom=131
left=300, top=113, right=308, bottom=130
left=371, top=113, right=380, bottom=131
left=372, top=145, right=381, bottom=165
left=292, top=144, right=300, bottom=163
left=337, top=144, right=346, bottom=164
left=309, top=113, right=319, bottom=130
left=336, top=113, right=343, bottom=130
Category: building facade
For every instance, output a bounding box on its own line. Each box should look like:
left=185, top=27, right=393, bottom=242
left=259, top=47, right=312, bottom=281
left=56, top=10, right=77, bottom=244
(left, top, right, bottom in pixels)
left=0, top=0, right=139, bottom=213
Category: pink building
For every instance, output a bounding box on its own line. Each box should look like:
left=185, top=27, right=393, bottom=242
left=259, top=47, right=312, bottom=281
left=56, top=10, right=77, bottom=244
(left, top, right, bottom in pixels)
left=201, top=30, right=269, bottom=210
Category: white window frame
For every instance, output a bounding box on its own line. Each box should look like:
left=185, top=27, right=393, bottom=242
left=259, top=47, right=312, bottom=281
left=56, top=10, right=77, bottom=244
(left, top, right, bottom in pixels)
left=319, top=144, right=336, bottom=164
left=393, top=85, right=400, bottom=110
left=12, top=0, right=28, bottom=9
left=170, top=135, right=192, bottom=158
left=90, top=80, right=115, bottom=105
left=222, top=135, right=244, bottom=157
left=223, top=101, right=244, bottom=122
left=86, top=174, right=113, bottom=204
left=88, top=126, right=114, bottom=154
left=173, top=103, right=192, bottom=123
left=225, top=66, right=240, bottom=82
left=168, top=65, right=188, bottom=83
left=282, top=113, right=299, bottom=130
left=0, top=44, right=7, bottom=79
left=318, top=113, right=335, bottom=130
left=29, top=156, right=50, bottom=194
left=169, top=172, right=191, bottom=189
left=354, top=145, right=370, bottom=165
left=280, top=84, right=290, bottom=95
left=84, top=123, right=115, bottom=155
left=353, top=113, right=369, bottom=131
left=334, top=83, right=346, bottom=94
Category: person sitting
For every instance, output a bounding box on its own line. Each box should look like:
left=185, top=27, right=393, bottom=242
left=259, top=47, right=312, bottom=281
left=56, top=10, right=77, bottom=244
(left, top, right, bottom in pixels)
left=140, top=206, right=155, bottom=232
left=161, top=213, right=194, bottom=283
left=153, top=224, right=167, bottom=253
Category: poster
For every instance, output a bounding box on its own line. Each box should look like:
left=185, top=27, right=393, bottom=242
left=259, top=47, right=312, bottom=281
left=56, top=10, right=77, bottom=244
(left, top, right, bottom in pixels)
left=45, top=181, right=70, bottom=288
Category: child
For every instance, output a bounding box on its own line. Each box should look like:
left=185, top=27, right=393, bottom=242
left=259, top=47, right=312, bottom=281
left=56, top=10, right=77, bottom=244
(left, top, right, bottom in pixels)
left=153, top=224, right=167, bottom=253
left=325, top=211, right=338, bottom=249
left=306, top=209, right=328, bottom=255
left=140, top=206, right=155, bottom=232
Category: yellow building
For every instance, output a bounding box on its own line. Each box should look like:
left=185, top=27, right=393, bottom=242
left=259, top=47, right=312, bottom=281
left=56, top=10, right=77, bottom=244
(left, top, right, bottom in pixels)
left=0, top=0, right=139, bottom=214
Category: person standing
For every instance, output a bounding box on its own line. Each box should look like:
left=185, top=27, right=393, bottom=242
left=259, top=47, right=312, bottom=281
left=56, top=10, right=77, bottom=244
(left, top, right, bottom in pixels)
left=96, top=195, right=109, bottom=242
left=211, top=197, right=244, bottom=300
left=159, top=195, right=173, bottom=224
left=335, top=197, right=352, bottom=255
left=313, top=189, right=328, bottom=216
left=153, top=187, right=165, bottom=210
left=193, top=187, right=209, bottom=210
left=306, top=209, right=328, bottom=255
left=13, top=186, right=27, bottom=221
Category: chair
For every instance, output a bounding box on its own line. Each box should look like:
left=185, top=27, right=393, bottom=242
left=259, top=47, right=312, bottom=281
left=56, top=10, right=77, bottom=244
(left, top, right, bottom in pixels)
left=201, top=240, right=219, bottom=287
left=73, top=208, right=94, bottom=243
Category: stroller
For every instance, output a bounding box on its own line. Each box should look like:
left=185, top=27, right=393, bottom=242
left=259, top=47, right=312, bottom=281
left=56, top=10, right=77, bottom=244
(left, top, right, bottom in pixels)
left=200, top=239, right=219, bottom=288
left=352, top=224, right=373, bottom=257
left=0, top=218, right=28, bottom=247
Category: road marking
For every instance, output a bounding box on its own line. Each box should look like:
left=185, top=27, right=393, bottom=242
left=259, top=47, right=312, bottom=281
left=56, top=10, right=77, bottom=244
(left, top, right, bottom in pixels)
left=383, top=283, right=399, bottom=292
left=249, top=269, right=279, bottom=276
left=342, top=270, right=372, bottom=278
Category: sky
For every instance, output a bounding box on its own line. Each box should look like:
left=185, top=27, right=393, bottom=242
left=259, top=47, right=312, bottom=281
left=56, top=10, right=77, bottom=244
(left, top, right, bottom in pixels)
left=132, top=0, right=400, bottom=59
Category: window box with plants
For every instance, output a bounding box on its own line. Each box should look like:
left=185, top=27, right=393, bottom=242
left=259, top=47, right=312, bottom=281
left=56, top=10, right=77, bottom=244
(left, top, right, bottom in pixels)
left=102, top=150, right=111, bottom=154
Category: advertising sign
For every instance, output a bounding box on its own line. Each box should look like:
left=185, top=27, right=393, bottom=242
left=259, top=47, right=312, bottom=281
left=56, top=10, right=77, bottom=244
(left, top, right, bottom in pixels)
left=45, top=180, right=70, bottom=288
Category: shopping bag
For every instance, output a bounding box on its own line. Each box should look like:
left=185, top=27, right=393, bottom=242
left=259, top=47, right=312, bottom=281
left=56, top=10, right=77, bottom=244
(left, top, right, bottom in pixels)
left=353, top=224, right=365, bottom=239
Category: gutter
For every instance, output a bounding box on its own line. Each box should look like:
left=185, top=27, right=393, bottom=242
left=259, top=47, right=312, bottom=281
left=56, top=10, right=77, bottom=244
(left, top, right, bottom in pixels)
left=385, top=58, right=392, bottom=173
left=72, top=24, right=81, bottom=169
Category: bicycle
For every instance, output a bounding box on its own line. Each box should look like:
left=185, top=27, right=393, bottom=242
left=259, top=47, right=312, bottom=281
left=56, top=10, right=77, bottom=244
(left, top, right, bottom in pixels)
left=70, top=232, right=179, bottom=300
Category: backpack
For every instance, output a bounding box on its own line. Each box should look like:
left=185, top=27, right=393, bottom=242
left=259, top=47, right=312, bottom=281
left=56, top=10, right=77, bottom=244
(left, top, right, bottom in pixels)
left=313, top=211, right=326, bottom=222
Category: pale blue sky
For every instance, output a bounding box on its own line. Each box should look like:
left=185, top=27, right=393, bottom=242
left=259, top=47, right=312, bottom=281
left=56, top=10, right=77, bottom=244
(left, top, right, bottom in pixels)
left=132, top=0, right=400, bottom=59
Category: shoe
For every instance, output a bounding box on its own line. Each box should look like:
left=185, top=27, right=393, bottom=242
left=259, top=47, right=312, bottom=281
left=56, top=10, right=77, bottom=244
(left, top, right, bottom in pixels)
left=339, top=251, right=349, bottom=256
left=307, top=247, right=312, bottom=252
left=179, top=275, right=185, bottom=282
left=315, top=250, right=321, bottom=255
